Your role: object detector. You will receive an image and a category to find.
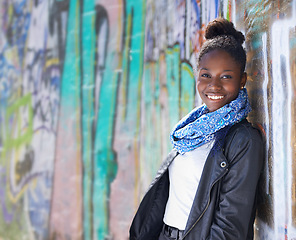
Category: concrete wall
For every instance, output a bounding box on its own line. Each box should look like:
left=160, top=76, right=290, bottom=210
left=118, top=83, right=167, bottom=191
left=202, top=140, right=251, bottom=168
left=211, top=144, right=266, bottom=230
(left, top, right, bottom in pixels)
left=0, top=0, right=295, bottom=239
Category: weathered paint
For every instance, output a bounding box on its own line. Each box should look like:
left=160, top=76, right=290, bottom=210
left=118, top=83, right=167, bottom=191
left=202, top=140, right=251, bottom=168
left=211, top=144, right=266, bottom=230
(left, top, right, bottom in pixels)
left=49, top=0, right=83, bottom=239
left=1, top=0, right=296, bottom=239
left=81, top=0, right=96, bottom=238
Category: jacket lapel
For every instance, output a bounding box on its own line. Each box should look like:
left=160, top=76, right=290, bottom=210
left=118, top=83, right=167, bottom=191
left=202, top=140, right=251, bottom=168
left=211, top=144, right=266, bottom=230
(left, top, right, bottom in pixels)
left=184, top=146, right=229, bottom=234
left=147, top=149, right=178, bottom=191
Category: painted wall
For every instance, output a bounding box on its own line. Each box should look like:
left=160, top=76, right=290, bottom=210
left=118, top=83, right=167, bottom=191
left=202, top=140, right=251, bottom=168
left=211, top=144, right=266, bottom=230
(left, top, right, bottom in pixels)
left=0, top=0, right=295, bottom=239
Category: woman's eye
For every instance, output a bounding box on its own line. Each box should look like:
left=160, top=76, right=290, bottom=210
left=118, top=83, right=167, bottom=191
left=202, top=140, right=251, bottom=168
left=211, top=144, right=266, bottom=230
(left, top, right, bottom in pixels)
left=222, top=75, right=232, bottom=79
left=201, top=73, right=211, bottom=78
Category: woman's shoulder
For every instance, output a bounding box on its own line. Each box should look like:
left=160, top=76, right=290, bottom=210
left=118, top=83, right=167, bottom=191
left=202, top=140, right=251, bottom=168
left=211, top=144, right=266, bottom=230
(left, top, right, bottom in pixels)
left=227, top=119, right=263, bottom=142
left=223, top=119, right=264, bottom=156
left=221, top=119, right=264, bottom=167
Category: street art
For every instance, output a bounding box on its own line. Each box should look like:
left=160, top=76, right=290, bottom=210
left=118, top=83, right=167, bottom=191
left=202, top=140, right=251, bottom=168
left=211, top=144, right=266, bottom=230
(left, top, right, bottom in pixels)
left=0, top=0, right=296, bottom=239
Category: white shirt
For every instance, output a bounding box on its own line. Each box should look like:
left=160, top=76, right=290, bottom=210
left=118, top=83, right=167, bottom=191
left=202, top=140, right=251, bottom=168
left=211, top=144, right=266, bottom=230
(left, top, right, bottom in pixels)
left=163, top=140, right=214, bottom=230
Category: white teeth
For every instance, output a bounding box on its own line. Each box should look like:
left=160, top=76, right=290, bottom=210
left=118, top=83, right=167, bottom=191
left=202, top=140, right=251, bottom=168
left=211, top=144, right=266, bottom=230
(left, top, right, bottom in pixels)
left=207, top=95, right=224, bottom=100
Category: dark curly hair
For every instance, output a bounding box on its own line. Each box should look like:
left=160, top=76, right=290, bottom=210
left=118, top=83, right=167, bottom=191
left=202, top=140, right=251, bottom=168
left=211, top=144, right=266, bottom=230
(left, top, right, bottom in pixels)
left=197, top=18, right=246, bottom=74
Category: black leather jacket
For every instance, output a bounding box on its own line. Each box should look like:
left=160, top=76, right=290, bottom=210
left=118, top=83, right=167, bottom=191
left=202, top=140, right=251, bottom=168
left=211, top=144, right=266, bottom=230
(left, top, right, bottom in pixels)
left=130, top=119, right=264, bottom=240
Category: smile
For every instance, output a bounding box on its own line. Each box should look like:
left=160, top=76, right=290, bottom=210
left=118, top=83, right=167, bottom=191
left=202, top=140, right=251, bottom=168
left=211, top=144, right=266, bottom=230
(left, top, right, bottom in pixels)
left=207, top=95, right=224, bottom=100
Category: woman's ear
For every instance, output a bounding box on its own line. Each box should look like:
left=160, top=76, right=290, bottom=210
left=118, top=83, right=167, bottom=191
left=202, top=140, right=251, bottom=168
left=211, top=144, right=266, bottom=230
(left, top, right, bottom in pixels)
left=240, top=72, right=247, bottom=89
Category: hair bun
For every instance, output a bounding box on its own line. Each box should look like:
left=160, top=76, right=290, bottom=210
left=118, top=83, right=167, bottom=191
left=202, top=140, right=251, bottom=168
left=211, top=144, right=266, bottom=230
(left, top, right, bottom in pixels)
left=205, top=18, right=245, bottom=45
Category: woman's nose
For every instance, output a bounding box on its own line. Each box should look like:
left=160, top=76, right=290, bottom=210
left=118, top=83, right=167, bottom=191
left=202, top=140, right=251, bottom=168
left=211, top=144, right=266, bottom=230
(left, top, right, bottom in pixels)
left=208, top=77, right=222, bottom=90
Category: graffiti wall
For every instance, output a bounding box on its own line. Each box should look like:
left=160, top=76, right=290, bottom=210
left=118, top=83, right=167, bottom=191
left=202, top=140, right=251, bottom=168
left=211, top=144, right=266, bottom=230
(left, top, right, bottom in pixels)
left=0, top=0, right=295, bottom=239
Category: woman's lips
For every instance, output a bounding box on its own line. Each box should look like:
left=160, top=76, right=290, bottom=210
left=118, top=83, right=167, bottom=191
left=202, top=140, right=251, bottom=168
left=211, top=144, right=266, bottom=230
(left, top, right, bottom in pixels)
left=206, top=94, right=224, bottom=100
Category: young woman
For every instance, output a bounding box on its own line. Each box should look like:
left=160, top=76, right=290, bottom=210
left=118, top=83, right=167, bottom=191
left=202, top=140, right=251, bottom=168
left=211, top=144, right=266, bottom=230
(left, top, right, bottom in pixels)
left=130, top=18, right=264, bottom=240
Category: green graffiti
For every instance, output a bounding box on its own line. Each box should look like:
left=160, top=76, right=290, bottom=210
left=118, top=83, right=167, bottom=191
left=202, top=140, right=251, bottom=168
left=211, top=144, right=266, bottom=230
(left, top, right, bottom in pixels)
left=180, top=61, right=195, bottom=117
left=142, top=63, right=162, bottom=179
left=153, top=61, right=162, bottom=172
left=55, top=0, right=82, bottom=237
left=60, top=0, right=81, bottom=101
left=92, top=2, right=146, bottom=239
left=93, top=51, right=118, bottom=239
left=81, top=0, right=96, bottom=238
left=3, top=94, right=33, bottom=150
left=0, top=94, right=33, bottom=239
left=3, top=94, right=33, bottom=192
left=122, top=1, right=146, bottom=128
left=166, top=45, right=181, bottom=131
left=2, top=94, right=33, bottom=188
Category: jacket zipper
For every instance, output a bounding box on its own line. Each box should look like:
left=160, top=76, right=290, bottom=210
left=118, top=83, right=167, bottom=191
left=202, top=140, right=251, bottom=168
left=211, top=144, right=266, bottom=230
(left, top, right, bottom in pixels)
left=181, top=168, right=229, bottom=240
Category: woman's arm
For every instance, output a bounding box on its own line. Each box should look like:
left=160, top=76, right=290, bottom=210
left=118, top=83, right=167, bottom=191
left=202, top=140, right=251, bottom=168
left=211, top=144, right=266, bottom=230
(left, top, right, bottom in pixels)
left=208, top=125, right=264, bottom=239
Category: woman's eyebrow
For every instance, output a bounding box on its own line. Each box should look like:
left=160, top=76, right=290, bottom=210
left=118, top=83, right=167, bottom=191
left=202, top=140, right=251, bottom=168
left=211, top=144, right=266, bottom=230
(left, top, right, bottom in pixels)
left=200, top=68, right=234, bottom=72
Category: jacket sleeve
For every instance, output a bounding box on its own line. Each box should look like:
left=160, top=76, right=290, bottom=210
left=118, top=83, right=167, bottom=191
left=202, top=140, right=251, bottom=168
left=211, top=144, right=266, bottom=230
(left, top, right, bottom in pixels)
left=207, top=126, right=264, bottom=239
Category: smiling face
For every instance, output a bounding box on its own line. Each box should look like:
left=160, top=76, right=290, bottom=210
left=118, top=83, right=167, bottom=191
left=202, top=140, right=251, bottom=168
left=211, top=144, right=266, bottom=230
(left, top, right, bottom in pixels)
left=196, top=49, right=247, bottom=112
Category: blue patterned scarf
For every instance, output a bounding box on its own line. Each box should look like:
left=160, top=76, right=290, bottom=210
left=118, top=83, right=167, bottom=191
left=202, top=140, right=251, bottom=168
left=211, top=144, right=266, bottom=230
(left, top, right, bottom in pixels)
left=170, top=88, right=252, bottom=154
